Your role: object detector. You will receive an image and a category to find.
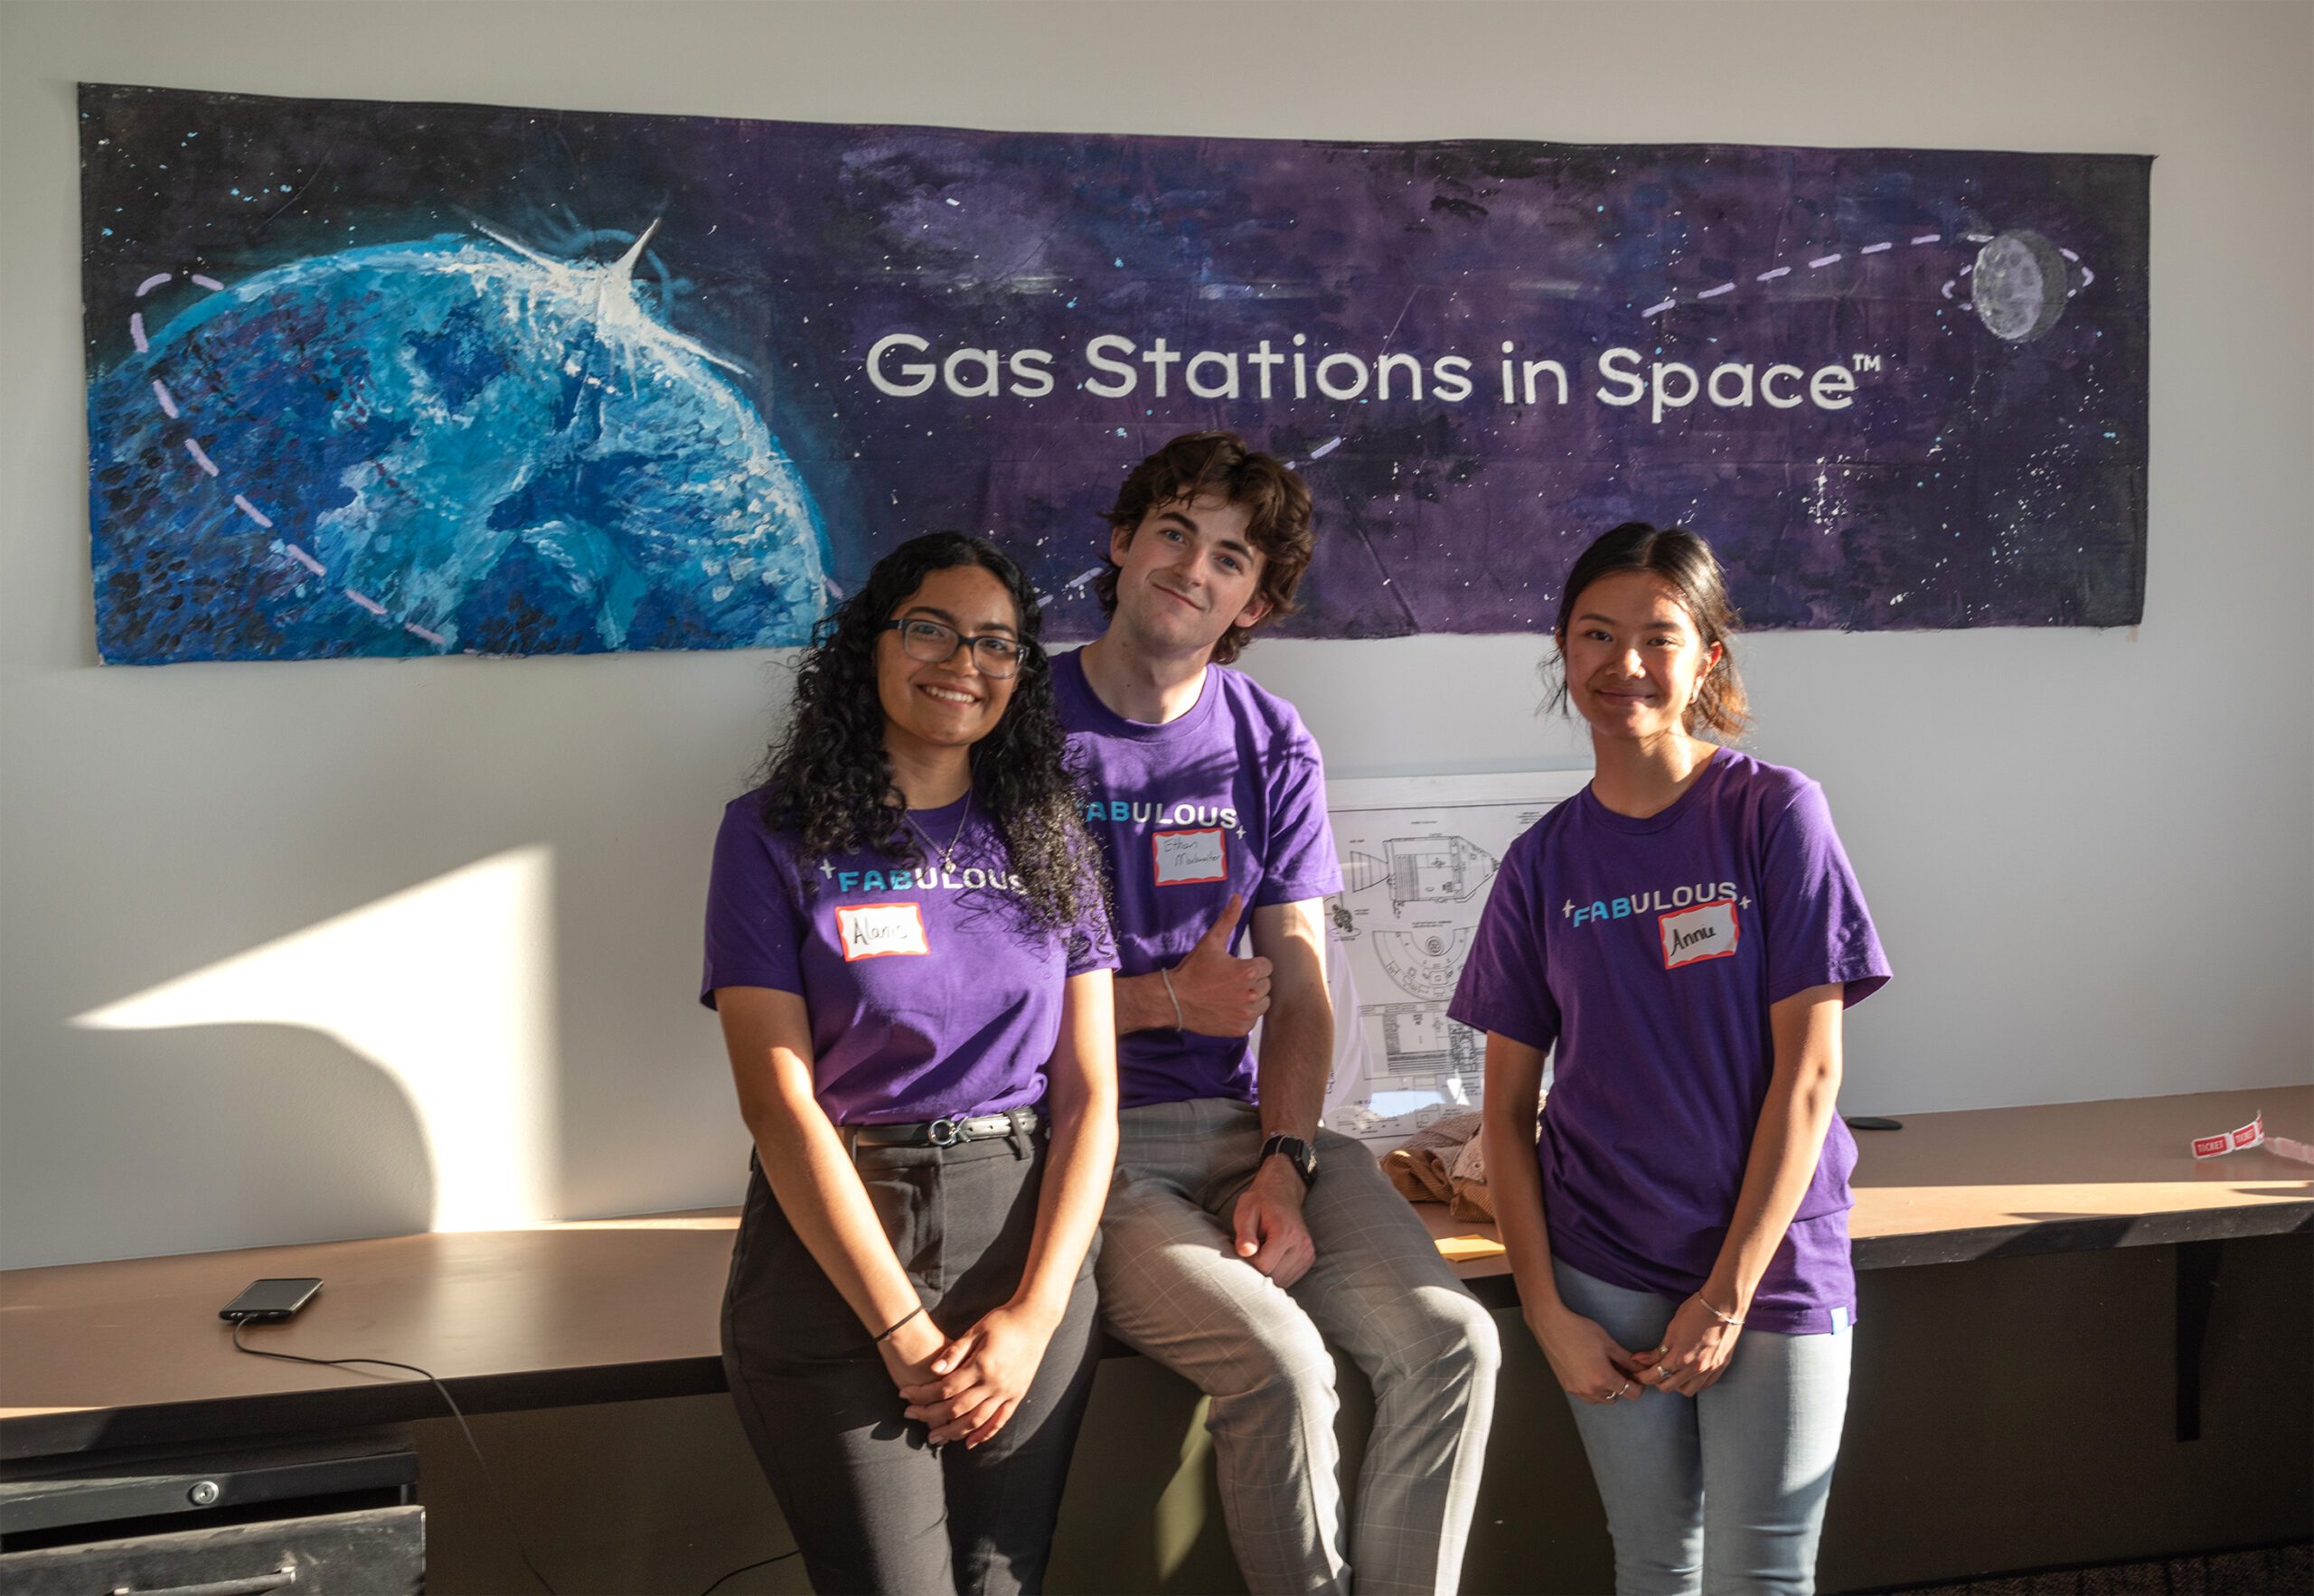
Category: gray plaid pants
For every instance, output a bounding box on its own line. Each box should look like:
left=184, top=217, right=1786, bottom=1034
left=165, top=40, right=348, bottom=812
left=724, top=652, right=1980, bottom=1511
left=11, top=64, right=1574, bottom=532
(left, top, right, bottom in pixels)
left=1097, top=1098, right=1500, bottom=1594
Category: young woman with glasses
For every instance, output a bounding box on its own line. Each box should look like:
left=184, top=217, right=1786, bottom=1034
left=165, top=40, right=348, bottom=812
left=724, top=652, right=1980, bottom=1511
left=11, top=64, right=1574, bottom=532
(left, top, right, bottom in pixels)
left=703, top=532, right=1116, bottom=1594
left=1450, top=522, right=1891, bottom=1595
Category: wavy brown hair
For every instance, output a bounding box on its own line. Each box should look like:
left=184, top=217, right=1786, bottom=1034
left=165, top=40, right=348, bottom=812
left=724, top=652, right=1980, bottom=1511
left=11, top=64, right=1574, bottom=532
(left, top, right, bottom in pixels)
left=1096, top=430, right=1314, bottom=665
left=1545, top=521, right=1751, bottom=738
left=756, top=532, right=1105, bottom=937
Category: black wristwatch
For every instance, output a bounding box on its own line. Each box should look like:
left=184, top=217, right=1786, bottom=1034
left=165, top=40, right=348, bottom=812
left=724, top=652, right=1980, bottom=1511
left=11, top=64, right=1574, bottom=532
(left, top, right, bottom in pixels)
left=1260, top=1132, right=1319, bottom=1190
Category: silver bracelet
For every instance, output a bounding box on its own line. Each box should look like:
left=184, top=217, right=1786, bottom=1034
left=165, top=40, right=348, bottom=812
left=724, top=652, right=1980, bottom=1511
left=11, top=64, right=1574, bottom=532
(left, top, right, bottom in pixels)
left=1158, top=965, right=1187, bottom=1030
left=1695, top=1291, right=1745, bottom=1328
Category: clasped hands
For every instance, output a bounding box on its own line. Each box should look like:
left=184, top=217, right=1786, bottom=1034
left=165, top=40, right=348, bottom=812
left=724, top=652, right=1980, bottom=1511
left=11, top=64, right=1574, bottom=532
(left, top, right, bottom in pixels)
left=886, top=1298, right=1062, bottom=1448
left=1531, top=1290, right=1745, bottom=1405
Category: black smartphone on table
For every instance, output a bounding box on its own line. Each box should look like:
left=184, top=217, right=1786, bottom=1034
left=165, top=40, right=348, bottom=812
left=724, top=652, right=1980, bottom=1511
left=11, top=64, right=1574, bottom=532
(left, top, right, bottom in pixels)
left=218, top=1277, right=323, bottom=1322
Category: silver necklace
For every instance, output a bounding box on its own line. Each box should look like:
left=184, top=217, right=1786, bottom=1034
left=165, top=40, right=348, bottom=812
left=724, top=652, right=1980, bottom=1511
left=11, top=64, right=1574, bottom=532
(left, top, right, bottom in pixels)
left=904, top=786, right=973, bottom=872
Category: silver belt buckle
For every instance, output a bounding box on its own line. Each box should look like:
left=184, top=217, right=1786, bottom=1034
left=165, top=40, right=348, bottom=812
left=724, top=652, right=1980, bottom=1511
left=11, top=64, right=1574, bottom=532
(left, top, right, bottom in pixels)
left=927, top=1117, right=963, bottom=1147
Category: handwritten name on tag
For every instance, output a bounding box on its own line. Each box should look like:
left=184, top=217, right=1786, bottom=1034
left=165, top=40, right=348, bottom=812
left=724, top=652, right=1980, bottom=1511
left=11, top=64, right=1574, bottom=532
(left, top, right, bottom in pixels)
left=836, top=902, right=929, bottom=961
left=1659, top=898, right=1740, bottom=970
left=1152, top=828, right=1228, bottom=887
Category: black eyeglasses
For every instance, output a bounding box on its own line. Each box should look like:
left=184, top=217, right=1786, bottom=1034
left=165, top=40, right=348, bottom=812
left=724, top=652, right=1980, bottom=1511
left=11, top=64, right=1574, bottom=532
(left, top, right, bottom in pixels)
left=881, top=617, right=1033, bottom=678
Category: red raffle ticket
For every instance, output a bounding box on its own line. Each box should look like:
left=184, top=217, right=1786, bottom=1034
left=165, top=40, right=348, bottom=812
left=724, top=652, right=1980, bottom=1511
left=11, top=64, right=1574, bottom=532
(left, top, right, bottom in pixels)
left=2189, top=1110, right=2314, bottom=1165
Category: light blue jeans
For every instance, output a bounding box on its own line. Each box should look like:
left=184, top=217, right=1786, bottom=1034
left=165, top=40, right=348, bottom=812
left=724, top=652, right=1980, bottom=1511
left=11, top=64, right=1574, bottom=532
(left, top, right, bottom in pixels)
left=1553, top=1259, right=1852, bottom=1596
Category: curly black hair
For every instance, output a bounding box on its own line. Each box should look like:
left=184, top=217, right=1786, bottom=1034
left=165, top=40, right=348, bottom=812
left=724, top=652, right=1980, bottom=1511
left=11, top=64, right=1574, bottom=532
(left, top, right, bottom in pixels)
left=755, top=531, right=1105, bottom=938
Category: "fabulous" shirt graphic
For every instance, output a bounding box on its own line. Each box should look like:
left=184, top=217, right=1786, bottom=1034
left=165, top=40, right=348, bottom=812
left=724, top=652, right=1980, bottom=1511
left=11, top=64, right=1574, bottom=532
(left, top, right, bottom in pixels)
left=701, top=790, right=1116, bottom=1125
left=1449, top=749, right=1891, bottom=1334
left=1054, top=650, right=1342, bottom=1108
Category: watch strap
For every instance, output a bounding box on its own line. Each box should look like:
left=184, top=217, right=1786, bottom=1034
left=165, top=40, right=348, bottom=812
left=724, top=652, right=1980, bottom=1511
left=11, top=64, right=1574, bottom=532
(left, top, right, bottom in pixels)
left=1260, top=1132, right=1319, bottom=1189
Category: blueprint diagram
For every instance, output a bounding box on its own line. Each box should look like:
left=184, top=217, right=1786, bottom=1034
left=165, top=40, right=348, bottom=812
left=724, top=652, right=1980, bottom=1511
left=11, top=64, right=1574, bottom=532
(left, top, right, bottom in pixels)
left=1320, top=771, right=1590, bottom=1146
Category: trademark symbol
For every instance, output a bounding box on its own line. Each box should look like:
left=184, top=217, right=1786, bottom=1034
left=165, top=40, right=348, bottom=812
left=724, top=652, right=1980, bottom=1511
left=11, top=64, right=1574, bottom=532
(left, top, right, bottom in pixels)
left=1851, top=353, right=1883, bottom=373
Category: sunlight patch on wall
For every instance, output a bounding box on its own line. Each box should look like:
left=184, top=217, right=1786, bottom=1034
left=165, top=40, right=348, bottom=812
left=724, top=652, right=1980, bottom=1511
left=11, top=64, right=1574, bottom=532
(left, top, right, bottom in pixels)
left=73, top=848, right=559, bottom=1233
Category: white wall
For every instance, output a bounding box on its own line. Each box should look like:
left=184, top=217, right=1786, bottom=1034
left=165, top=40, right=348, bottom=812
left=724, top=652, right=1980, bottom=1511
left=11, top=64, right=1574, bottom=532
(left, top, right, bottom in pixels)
left=4, top=1, right=2307, bottom=1269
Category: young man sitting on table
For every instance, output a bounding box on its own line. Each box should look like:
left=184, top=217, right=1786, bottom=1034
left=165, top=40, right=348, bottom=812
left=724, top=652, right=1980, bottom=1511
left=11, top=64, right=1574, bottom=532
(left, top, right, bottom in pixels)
left=1051, top=430, right=1500, bottom=1596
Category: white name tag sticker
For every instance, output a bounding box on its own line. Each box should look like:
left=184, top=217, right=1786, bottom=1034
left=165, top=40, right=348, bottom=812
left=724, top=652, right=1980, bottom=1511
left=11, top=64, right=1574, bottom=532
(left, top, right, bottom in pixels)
left=1659, top=899, right=1740, bottom=970
left=1152, top=828, right=1228, bottom=887
left=836, top=902, right=929, bottom=961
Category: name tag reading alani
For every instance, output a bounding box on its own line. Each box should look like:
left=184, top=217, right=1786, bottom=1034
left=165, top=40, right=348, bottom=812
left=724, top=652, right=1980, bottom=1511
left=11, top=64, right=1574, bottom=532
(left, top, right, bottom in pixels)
left=836, top=903, right=930, bottom=962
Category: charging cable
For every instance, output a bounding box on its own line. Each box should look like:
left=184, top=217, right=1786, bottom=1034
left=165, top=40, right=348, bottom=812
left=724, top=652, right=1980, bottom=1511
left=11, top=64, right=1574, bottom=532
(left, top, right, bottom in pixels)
left=228, top=1320, right=800, bottom=1594
left=699, top=1548, right=803, bottom=1593
left=229, top=1319, right=561, bottom=1595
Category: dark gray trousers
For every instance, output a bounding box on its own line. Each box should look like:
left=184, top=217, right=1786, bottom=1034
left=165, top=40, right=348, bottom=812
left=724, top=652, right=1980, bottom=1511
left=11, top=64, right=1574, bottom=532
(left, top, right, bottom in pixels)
left=721, top=1132, right=1101, bottom=1596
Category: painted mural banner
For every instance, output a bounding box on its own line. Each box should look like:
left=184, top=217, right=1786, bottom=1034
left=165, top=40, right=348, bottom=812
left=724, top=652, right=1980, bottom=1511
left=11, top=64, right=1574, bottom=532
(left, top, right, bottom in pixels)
left=80, top=83, right=2149, bottom=664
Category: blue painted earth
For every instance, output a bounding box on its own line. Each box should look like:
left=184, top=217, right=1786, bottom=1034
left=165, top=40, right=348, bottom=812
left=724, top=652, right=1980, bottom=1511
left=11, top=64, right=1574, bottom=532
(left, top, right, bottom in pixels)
left=89, top=234, right=829, bottom=662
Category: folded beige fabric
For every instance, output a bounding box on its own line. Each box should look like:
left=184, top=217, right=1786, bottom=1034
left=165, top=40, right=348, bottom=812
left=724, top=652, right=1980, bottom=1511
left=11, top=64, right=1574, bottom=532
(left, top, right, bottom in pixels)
left=1381, top=1109, right=1506, bottom=1222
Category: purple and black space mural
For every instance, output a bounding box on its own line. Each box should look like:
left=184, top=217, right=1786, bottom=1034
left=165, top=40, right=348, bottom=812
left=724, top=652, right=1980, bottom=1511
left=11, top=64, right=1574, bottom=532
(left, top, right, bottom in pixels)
left=80, top=82, right=2148, bottom=664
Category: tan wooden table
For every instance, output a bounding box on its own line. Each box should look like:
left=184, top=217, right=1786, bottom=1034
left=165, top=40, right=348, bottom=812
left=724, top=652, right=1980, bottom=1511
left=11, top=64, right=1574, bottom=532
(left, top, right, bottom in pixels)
left=1419, top=1083, right=2312, bottom=1441
left=5, top=1086, right=2308, bottom=1460
left=1422, top=1083, right=2314, bottom=1277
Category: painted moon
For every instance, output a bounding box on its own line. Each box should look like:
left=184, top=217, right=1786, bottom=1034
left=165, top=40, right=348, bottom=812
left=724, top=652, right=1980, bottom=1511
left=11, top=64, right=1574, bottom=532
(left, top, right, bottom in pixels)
left=1971, top=230, right=2073, bottom=343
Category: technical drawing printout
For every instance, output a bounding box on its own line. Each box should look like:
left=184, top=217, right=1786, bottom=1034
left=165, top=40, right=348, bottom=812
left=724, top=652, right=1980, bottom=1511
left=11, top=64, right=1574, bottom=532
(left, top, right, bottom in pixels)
left=1321, top=771, right=1591, bottom=1146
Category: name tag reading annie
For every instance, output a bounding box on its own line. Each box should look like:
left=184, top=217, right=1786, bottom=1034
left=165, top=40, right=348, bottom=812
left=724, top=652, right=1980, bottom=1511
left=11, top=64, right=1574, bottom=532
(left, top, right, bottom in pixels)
left=836, top=902, right=929, bottom=961
left=1659, top=899, right=1740, bottom=970
left=1152, top=828, right=1228, bottom=887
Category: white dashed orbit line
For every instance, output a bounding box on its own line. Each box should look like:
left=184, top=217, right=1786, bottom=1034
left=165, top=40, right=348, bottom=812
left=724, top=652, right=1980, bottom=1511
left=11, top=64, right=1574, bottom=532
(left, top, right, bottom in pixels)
left=1638, top=230, right=2094, bottom=323
left=133, top=269, right=450, bottom=652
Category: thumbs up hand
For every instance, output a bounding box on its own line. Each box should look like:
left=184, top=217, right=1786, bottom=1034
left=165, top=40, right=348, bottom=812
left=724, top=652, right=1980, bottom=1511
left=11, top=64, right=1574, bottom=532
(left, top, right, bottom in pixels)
left=1164, top=893, right=1273, bottom=1037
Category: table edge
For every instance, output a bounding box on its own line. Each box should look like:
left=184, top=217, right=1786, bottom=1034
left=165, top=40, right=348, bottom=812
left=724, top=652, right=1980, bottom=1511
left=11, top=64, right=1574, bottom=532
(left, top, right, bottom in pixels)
left=10, top=1197, right=2309, bottom=1460
left=0, top=1356, right=729, bottom=1462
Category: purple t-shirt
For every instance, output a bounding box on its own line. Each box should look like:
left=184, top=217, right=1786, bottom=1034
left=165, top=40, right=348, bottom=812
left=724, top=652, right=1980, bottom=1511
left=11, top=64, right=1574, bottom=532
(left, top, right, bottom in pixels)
left=701, top=791, right=1117, bottom=1126
left=1447, top=749, right=1890, bottom=1334
left=1054, top=649, right=1343, bottom=1108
